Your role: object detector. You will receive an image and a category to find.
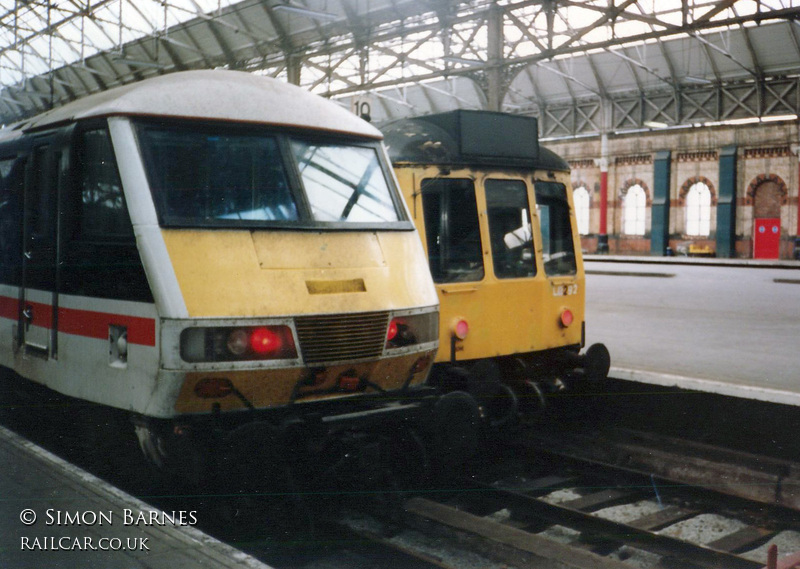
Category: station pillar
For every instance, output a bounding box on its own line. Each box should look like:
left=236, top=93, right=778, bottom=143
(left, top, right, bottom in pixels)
left=717, top=145, right=738, bottom=258
left=794, top=146, right=800, bottom=259
left=597, top=134, right=610, bottom=254
left=651, top=151, right=671, bottom=256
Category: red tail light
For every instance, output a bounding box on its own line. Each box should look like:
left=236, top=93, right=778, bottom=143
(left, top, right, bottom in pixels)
left=387, top=319, right=399, bottom=341
left=249, top=326, right=297, bottom=358
left=560, top=309, right=574, bottom=328
left=453, top=318, right=469, bottom=340
left=251, top=327, right=283, bottom=354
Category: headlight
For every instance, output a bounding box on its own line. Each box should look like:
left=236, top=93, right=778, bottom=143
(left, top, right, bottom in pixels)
left=181, top=325, right=297, bottom=362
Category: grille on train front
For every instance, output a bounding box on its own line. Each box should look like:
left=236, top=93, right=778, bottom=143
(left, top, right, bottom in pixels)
left=294, top=311, right=389, bottom=364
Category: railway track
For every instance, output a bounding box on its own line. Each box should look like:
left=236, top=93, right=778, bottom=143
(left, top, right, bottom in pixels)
left=5, top=370, right=800, bottom=569
left=332, top=428, right=800, bottom=569
left=522, top=426, right=800, bottom=511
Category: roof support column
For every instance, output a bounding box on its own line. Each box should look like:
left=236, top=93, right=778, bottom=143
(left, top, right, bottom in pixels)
left=286, top=53, right=302, bottom=86
left=486, top=3, right=503, bottom=112
left=717, top=145, right=738, bottom=258
left=651, top=151, right=671, bottom=256
left=793, top=130, right=800, bottom=259
left=595, top=98, right=612, bottom=253
left=597, top=133, right=610, bottom=253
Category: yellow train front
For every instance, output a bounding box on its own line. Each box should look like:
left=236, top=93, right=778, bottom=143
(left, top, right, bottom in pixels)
left=383, top=110, right=609, bottom=425
left=0, top=70, right=464, bottom=487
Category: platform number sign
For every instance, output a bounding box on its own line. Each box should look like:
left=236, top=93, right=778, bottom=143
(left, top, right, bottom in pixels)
left=351, top=96, right=372, bottom=122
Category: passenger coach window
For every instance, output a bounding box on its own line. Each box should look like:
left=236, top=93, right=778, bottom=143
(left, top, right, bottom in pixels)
left=534, top=181, right=577, bottom=276
left=291, top=141, right=399, bottom=223
left=421, top=178, right=484, bottom=283
left=137, top=125, right=299, bottom=224
left=485, top=179, right=536, bottom=279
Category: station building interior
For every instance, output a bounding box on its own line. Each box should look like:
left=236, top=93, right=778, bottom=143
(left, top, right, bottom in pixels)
left=1, top=0, right=799, bottom=260
left=3, top=4, right=800, bottom=568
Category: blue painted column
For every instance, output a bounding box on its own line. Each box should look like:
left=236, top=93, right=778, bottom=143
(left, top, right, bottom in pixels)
left=717, top=145, right=738, bottom=258
left=651, top=151, right=671, bottom=256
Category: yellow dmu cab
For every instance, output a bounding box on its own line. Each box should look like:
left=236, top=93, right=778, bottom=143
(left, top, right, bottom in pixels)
left=383, top=110, right=609, bottom=426
left=0, top=70, right=475, bottom=489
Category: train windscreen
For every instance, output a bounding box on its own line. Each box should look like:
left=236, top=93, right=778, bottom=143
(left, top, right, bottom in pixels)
left=135, top=121, right=402, bottom=227
left=485, top=179, right=537, bottom=279
left=534, top=181, right=577, bottom=276
left=291, top=141, right=399, bottom=223
left=420, top=178, right=484, bottom=283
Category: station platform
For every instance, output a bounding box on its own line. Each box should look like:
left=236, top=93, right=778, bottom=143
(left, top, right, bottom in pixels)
left=0, top=424, right=273, bottom=569
left=583, top=256, right=800, bottom=406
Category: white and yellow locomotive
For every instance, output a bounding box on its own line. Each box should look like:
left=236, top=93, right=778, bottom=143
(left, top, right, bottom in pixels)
left=0, top=71, right=468, bottom=483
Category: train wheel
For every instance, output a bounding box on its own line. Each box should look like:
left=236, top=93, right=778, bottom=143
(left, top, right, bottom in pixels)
left=516, top=380, right=547, bottom=423
left=78, top=404, right=151, bottom=488
left=466, top=360, right=519, bottom=429
left=430, top=391, right=481, bottom=475
left=387, top=427, right=430, bottom=488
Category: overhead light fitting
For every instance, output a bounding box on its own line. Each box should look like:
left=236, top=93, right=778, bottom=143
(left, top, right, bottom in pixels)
left=74, top=63, right=113, bottom=78
left=684, top=76, right=713, bottom=85
left=644, top=120, right=669, bottom=129
left=443, top=56, right=482, bottom=66
left=273, top=4, right=337, bottom=21
left=113, top=57, right=165, bottom=69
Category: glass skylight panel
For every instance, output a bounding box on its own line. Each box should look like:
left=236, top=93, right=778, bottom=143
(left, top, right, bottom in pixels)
left=0, top=0, right=237, bottom=87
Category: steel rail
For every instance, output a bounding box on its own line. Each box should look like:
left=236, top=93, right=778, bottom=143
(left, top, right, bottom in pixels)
left=460, top=477, right=766, bottom=569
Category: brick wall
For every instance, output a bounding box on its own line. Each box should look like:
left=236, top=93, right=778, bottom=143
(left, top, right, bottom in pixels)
left=549, top=121, right=800, bottom=258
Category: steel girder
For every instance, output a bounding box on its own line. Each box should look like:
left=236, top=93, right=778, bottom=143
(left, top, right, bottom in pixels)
left=1, top=0, right=800, bottom=133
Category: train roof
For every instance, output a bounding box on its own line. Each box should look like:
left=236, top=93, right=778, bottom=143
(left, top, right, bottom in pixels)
left=382, top=110, right=569, bottom=172
left=1, top=70, right=380, bottom=139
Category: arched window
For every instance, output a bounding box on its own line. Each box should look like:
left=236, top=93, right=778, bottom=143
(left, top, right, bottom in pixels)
left=685, top=182, right=711, bottom=236
left=623, top=184, right=646, bottom=235
left=573, top=186, right=590, bottom=235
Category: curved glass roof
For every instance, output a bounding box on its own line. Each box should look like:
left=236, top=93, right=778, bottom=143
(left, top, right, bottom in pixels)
left=1, top=0, right=799, bottom=135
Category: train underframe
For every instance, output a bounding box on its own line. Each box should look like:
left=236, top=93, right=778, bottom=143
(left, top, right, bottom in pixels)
left=431, top=342, right=611, bottom=429
left=133, top=386, right=484, bottom=499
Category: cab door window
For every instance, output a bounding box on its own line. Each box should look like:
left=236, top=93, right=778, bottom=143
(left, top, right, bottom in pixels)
left=0, top=156, right=24, bottom=284
left=24, top=146, right=59, bottom=291
left=420, top=178, right=484, bottom=283
left=535, top=181, right=577, bottom=276
left=485, top=179, right=536, bottom=279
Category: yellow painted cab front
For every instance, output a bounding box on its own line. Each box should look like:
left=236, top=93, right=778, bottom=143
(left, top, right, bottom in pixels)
left=382, top=109, right=609, bottom=401
left=395, top=165, right=584, bottom=365
left=129, top=117, right=439, bottom=416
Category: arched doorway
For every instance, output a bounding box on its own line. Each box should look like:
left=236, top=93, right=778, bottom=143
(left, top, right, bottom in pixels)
left=750, top=177, right=784, bottom=259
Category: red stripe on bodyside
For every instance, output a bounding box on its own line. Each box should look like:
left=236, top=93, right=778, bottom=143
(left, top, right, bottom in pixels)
left=58, top=306, right=156, bottom=347
left=0, top=296, right=18, bottom=320
left=0, top=295, right=156, bottom=347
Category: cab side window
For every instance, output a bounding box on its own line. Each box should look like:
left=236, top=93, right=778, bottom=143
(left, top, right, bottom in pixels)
left=79, top=129, right=133, bottom=238
left=62, top=127, right=151, bottom=301
left=535, top=181, right=578, bottom=276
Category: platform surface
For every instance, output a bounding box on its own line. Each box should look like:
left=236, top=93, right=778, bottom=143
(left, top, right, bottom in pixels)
left=0, top=424, right=273, bottom=569
left=584, top=258, right=800, bottom=405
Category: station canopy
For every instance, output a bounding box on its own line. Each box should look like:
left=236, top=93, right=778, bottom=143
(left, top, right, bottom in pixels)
left=2, top=0, right=800, bottom=137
